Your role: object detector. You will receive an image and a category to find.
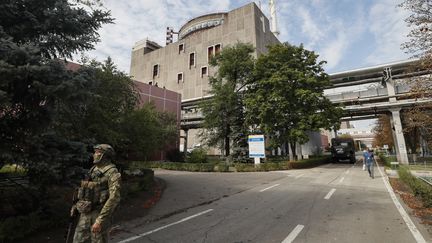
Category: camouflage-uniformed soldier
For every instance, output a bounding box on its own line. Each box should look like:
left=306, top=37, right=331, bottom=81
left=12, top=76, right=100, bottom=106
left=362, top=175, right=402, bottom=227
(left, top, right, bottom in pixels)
left=72, top=144, right=121, bottom=243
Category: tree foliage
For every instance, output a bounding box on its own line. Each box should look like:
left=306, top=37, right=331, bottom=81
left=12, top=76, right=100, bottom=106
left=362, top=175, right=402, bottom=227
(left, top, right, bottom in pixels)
left=372, top=115, right=394, bottom=149
left=399, top=0, right=432, bottom=148
left=199, top=43, right=255, bottom=160
left=0, top=0, right=113, bottom=184
left=0, top=0, right=176, bottom=187
left=244, top=43, right=342, bottom=158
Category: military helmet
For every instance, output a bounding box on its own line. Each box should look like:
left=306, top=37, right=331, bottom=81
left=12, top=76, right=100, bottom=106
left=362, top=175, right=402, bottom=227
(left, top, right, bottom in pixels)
left=93, top=144, right=115, bottom=163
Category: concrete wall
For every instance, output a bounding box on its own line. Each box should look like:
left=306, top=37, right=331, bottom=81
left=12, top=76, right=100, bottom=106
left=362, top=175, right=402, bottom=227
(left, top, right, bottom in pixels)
left=130, top=2, right=280, bottom=101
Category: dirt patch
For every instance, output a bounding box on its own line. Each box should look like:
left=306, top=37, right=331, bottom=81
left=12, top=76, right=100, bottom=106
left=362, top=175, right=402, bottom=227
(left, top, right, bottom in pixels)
left=17, top=178, right=165, bottom=243
left=389, top=177, right=432, bottom=225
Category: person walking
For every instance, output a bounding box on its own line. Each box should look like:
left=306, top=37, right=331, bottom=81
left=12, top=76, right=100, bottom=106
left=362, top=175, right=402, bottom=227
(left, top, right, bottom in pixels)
left=363, top=148, right=375, bottom=178
left=71, top=144, right=121, bottom=243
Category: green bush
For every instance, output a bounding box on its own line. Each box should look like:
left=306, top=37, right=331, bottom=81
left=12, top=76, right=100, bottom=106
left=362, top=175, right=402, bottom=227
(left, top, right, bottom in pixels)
left=122, top=168, right=155, bottom=196
left=234, top=163, right=259, bottom=172
left=128, top=156, right=330, bottom=173
left=129, top=161, right=215, bottom=172
left=378, top=153, right=394, bottom=167
left=398, top=166, right=432, bottom=207
left=288, top=156, right=331, bottom=169
left=214, top=162, right=231, bottom=172
left=186, top=148, right=208, bottom=163
left=233, top=161, right=290, bottom=172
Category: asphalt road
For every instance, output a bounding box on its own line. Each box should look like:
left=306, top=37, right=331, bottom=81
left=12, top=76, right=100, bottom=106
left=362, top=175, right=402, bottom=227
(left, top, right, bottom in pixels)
left=112, top=162, right=432, bottom=243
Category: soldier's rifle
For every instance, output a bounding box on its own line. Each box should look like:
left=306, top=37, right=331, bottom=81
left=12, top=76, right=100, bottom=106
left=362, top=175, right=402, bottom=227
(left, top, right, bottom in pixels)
left=65, top=188, right=78, bottom=243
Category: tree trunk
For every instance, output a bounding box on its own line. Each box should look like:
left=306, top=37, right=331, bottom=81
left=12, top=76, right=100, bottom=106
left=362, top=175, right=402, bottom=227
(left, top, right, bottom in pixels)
left=289, top=142, right=296, bottom=161
left=225, top=124, right=230, bottom=156
left=284, top=142, right=289, bottom=157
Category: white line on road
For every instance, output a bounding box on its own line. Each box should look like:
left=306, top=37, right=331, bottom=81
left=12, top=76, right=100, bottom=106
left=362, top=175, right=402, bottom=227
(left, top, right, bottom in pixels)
left=117, top=209, right=214, bottom=243
left=324, top=188, right=336, bottom=200
left=282, top=224, right=304, bottom=243
left=345, top=170, right=350, bottom=174
left=295, top=174, right=304, bottom=179
left=338, top=177, right=345, bottom=184
left=376, top=163, right=426, bottom=243
left=260, top=184, right=280, bottom=192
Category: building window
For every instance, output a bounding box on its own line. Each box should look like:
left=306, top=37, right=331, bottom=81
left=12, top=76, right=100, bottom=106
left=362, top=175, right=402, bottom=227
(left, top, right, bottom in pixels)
left=207, top=44, right=222, bottom=63
left=189, top=52, right=195, bottom=68
left=177, top=72, right=183, bottom=83
left=207, top=46, right=214, bottom=62
left=179, top=43, right=184, bottom=54
left=152, top=64, right=159, bottom=78
left=215, top=44, right=221, bottom=56
left=201, top=66, right=208, bottom=77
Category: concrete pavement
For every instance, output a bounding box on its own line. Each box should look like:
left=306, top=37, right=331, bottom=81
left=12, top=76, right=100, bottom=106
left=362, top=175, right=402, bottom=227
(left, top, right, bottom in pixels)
left=112, top=163, right=432, bottom=243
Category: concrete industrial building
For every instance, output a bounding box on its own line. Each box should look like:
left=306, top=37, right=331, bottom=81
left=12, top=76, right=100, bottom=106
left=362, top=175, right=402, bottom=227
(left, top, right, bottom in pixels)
left=130, top=3, right=279, bottom=100
left=129, top=2, right=325, bottom=157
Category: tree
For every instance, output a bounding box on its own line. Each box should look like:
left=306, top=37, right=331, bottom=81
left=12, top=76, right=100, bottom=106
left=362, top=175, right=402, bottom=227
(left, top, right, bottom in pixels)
left=0, top=0, right=113, bottom=185
left=123, top=105, right=177, bottom=160
left=372, top=115, right=394, bottom=150
left=245, top=43, right=342, bottom=160
left=199, top=43, right=255, bottom=160
left=399, top=0, right=432, bottom=148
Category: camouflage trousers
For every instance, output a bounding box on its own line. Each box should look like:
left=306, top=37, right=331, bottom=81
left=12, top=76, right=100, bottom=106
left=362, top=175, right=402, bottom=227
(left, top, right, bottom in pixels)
left=73, top=210, right=111, bottom=243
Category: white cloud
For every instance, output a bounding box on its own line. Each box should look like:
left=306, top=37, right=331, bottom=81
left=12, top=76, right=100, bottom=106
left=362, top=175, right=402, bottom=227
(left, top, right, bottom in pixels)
left=77, top=0, right=413, bottom=74
left=83, top=0, right=231, bottom=73
left=320, top=32, right=348, bottom=70
left=297, top=6, right=324, bottom=48
left=365, top=0, right=410, bottom=65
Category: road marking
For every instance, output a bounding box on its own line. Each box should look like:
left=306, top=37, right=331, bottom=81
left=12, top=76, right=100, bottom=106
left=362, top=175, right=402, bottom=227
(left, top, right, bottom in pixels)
left=324, top=188, right=336, bottom=200
left=118, top=209, right=214, bottom=243
left=260, top=184, right=280, bottom=192
left=345, top=170, right=350, bottom=174
left=338, top=177, right=345, bottom=184
left=376, top=163, right=426, bottom=243
left=282, top=224, right=304, bottom=243
left=295, top=174, right=304, bottom=179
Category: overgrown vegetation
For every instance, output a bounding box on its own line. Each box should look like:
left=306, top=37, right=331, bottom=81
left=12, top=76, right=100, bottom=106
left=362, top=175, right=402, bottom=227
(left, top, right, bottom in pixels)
left=398, top=166, right=432, bottom=207
left=129, top=155, right=331, bottom=172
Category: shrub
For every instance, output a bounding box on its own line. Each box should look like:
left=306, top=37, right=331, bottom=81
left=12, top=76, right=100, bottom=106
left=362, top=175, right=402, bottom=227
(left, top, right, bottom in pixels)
left=288, top=156, right=331, bottom=169
left=234, top=161, right=290, bottom=172
left=377, top=153, right=393, bottom=167
left=129, top=161, right=215, bottom=172
left=186, top=148, right=208, bottom=163
left=215, top=163, right=230, bottom=172
left=398, top=166, right=432, bottom=207
left=122, top=168, right=155, bottom=196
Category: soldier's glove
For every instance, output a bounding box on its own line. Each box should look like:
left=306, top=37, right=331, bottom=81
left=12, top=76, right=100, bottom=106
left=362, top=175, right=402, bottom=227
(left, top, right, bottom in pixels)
left=70, top=205, right=77, bottom=217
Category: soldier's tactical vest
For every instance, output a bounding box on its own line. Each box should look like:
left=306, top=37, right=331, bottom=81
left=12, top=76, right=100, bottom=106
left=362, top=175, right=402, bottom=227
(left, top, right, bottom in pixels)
left=75, top=164, right=116, bottom=214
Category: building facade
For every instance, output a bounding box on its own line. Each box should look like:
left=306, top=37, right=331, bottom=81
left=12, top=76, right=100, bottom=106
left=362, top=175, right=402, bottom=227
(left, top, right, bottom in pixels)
left=130, top=3, right=282, bottom=154
left=130, top=3, right=280, bottom=101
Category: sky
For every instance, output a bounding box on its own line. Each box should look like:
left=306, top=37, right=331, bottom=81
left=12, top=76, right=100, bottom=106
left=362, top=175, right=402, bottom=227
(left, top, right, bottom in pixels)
left=83, top=0, right=413, bottom=128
